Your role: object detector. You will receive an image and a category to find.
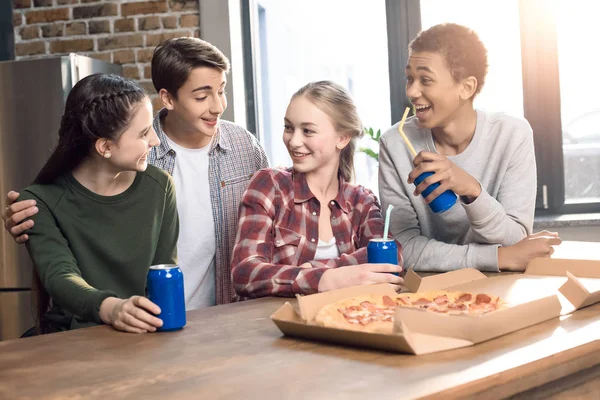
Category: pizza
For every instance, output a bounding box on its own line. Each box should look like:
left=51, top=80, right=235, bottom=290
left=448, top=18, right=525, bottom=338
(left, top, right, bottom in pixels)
left=313, top=291, right=508, bottom=333
left=395, top=291, right=507, bottom=315
left=314, top=294, right=399, bottom=334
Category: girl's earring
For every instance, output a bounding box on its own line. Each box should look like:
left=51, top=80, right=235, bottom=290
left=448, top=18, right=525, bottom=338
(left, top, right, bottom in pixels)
left=104, top=152, right=111, bottom=159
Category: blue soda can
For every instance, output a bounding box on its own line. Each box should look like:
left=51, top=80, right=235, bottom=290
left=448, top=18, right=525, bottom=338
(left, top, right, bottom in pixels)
left=367, top=238, right=399, bottom=266
left=146, top=264, right=186, bottom=331
left=414, top=171, right=457, bottom=213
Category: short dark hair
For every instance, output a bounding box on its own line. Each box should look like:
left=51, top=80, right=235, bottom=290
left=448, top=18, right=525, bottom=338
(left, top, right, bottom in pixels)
left=151, top=37, right=231, bottom=98
left=409, top=23, right=488, bottom=97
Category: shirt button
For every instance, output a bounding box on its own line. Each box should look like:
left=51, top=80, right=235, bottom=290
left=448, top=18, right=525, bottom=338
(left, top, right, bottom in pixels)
left=276, top=240, right=282, bottom=245
left=340, top=241, right=344, bottom=245
left=312, top=211, right=316, bottom=216
left=330, top=201, right=335, bottom=205
left=311, top=238, right=316, bottom=243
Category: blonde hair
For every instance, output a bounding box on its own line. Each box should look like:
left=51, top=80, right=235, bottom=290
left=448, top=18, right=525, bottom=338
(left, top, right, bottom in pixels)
left=292, top=81, right=364, bottom=182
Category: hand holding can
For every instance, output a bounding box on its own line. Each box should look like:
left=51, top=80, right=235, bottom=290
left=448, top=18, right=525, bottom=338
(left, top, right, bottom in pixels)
left=397, top=107, right=457, bottom=213
left=413, top=171, right=457, bottom=213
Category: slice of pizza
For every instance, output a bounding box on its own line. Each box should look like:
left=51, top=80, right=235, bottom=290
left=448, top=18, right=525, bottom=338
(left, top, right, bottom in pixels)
left=313, top=294, right=398, bottom=334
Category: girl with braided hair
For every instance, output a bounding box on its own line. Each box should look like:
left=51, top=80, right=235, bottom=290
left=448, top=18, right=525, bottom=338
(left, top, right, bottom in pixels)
left=18, top=73, right=179, bottom=334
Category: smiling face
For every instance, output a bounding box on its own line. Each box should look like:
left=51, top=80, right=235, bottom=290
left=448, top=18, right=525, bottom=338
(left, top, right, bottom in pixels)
left=109, top=98, right=159, bottom=172
left=162, top=66, right=227, bottom=145
left=405, top=51, right=475, bottom=130
left=283, top=95, right=349, bottom=178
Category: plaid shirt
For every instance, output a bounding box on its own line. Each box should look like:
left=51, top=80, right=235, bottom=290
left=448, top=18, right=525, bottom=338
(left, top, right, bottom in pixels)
left=149, top=109, right=269, bottom=305
left=231, top=168, right=399, bottom=298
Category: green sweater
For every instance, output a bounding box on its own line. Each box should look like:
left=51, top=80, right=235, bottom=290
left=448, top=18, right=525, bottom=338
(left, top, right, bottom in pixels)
left=20, top=165, right=179, bottom=331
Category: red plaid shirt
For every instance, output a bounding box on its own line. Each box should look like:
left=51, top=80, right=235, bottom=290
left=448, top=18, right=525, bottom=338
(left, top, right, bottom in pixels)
left=231, top=168, right=399, bottom=298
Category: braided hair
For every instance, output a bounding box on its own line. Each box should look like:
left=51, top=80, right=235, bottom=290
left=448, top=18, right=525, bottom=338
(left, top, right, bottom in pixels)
left=34, top=74, right=147, bottom=185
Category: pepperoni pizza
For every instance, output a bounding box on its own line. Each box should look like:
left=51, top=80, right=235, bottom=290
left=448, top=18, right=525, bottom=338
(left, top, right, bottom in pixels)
left=314, top=291, right=508, bottom=333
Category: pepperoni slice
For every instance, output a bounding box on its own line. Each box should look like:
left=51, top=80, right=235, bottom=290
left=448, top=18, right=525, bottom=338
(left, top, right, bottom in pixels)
left=434, top=295, right=448, bottom=305
left=397, top=296, right=412, bottom=305
left=414, top=298, right=431, bottom=305
left=457, top=293, right=472, bottom=302
left=383, top=295, right=396, bottom=307
left=475, top=294, right=492, bottom=305
left=360, top=301, right=374, bottom=307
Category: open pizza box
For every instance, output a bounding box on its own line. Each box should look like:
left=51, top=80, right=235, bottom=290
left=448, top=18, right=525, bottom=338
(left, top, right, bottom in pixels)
left=271, top=241, right=600, bottom=355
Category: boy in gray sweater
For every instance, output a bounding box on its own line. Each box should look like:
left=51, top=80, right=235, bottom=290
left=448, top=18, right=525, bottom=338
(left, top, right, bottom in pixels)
left=379, top=23, right=560, bottom=273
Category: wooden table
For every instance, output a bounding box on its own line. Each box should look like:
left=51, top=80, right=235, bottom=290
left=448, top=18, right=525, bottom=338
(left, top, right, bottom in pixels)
left=1, top=295, right=599, bottom=400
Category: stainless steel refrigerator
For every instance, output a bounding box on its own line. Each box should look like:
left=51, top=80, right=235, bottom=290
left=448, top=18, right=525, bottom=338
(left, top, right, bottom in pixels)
left=0, top=54, right=122, bottom=341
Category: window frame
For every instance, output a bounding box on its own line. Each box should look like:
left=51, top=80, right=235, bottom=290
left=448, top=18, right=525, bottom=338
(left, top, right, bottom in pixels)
left=519, top=0, right=600, bottom=214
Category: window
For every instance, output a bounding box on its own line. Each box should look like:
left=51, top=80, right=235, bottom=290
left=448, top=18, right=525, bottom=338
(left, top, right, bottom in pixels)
left=245, top=0, right=391, bottom=191
left=556, top=1, right=600, bottom=204
left=420, top=0, right=524, bottom=118
left=242, top=0, right=599, bottom=214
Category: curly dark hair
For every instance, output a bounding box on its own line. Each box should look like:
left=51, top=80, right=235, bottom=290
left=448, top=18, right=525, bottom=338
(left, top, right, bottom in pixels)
left=409, top=23, right=488, bottom=97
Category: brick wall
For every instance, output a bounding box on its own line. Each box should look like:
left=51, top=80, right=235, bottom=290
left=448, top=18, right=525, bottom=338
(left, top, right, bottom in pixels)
left=12, top=0, right=200, bottom=110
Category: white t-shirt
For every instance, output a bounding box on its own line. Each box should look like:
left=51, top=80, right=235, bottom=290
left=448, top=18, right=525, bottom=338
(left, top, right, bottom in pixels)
left=165, top=135, right=216, bottom=310
left=314, top=237, right=340, bottom=260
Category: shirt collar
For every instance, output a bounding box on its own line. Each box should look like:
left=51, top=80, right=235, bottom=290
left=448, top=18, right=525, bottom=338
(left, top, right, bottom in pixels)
left=153, top=108, right=172, bottom=159
left=292, top=170, right=350, bottom=214
left=153, top=108, right=230, bottom=157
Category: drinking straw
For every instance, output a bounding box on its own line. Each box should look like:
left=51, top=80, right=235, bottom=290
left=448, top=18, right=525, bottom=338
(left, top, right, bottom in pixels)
left=383, top=204, right=394, bottom=239
left=397, top=106, right=417, bottom=157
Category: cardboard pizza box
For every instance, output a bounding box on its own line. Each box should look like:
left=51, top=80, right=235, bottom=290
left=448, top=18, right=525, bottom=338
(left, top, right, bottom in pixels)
left=271, top=284, right=476, bottom=355
left=406, top=241, right=600, bottom=315
left=270, top=241, right=600, bottom=355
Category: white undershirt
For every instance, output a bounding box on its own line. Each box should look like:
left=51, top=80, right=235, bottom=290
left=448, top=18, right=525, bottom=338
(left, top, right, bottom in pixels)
left=314, top=237, right=340, bottom=260
left=165, top=135, right=216, bottom=310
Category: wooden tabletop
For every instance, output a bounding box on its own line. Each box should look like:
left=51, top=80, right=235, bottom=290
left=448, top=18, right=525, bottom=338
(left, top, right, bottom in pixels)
left=1, top=295, right=600, bottom=400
